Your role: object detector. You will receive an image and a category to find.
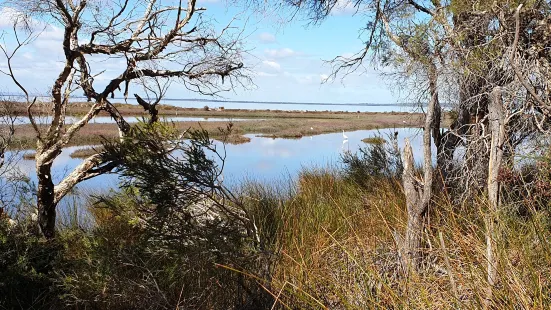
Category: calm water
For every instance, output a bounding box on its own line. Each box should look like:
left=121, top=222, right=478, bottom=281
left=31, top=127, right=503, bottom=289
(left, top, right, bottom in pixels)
left=11, top=127, right=429, bottom=193
left=3, top=127, right=433, bottom=219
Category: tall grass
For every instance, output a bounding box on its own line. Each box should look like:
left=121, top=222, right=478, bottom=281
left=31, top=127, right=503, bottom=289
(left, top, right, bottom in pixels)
left=244, top=168, right=551, bottom=309
left=2, top=146, right=551, bottom=308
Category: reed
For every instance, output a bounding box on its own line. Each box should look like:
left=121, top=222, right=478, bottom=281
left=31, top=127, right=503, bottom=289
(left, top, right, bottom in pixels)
left=245, top=169, right=551, bottom=309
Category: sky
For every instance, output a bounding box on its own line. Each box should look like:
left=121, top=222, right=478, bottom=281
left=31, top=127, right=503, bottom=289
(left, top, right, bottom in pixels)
left=0, top=0, right=398, bottom=104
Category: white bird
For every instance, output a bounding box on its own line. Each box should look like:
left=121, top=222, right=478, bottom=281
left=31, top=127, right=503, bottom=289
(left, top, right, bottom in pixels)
left=342, top=130, right=348, bottom=140
left=310, top=127, right=313, bottom=130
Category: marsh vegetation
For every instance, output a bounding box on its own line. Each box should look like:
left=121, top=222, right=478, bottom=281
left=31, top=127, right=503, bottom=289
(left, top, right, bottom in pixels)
left=1, top=0, right=551, bottom=309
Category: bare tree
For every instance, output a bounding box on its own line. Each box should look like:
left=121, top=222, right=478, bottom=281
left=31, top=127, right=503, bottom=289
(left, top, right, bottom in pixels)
left=1, top=0, right=248, bottom=238
left=0, top=99, right=30, bottom=217
left=0, top=101, right=17, bottom=170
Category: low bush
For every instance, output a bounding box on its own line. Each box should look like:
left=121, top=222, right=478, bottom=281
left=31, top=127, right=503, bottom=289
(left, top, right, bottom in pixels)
left=341, top=132, right=403, bottom=187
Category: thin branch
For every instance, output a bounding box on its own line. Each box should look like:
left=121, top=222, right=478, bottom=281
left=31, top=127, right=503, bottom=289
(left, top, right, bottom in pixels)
left=509, top=4, right=551, bottom=115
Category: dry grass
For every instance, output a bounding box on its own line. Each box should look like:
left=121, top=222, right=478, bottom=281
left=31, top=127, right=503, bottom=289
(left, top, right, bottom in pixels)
left=243, top=169, right=551, bottom=309
left=9, top=111, right=436, bottom=149
left=9, top=100, right=427, bottom=118
left=22, top=152, right=36, bottom=160
left=69, top=146, right=105, bottom=158
left=362, top=137, right=387, bottom=144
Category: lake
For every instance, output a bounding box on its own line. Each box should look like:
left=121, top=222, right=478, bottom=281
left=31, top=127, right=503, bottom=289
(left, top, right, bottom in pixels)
left=11, top=127, right=428, bottom=192
left=157, top=101, right=417, bottom=113
left=14, top=96, right=421, bottom=113
left=3, top=127, right=435, bottom=221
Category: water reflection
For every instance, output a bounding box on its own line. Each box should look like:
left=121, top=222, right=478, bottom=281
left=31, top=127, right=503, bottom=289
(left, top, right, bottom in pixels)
left=10, top=128, right=429, bottom=203
left=221, top=128, right=429, bottom=186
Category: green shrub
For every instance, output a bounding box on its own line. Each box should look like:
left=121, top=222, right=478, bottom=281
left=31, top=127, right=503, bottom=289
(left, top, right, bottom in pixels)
left=0, top=221, right=65, bottom=309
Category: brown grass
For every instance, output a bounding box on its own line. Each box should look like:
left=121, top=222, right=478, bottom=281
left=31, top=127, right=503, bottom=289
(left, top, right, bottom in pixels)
left=22, top=152, right=36, bottom=160
left=362, top=136, right=387, bottom=144
left=244, top=169, right=551, bottom=309
left=9, top=111, right=439, bottom=149
left=220, top=134, right=251, bottom=145
left=69, top=146, right=105, bottom=158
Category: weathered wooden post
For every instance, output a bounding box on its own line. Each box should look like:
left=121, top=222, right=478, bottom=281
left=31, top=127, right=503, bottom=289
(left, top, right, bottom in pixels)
left=485, top=86, right=505, bottom=307
left=402, top=138, right=423, bottom=271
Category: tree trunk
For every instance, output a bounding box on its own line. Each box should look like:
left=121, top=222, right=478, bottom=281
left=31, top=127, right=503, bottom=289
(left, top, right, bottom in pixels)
left=37, top=162, right=57, bottom=239
left=402, top=139, right=423, bottom=270
left=401, top=66, right=439, bottom=271
left=484, top=86, right=505, bottom=307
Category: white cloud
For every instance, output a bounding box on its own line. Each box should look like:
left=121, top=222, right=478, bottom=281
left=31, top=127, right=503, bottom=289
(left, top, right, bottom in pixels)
left=255, top=71, right=278, bottom=77
left=0, top=7, right=22, bottom=28
left=32, top=25, right=65, bottom=57
left=258, top=32, right=276, bottom=43
left=264, top=48, right=298, bottom=59
left=332, top=0, right=359, bottom=15
left=262, top=60, right=281, bottom=71
left=40, top=25, right=64, bottom=40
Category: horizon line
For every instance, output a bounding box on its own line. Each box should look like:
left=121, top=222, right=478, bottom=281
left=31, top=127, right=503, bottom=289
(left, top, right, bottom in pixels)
left=2, top=93, right=427, bottom=107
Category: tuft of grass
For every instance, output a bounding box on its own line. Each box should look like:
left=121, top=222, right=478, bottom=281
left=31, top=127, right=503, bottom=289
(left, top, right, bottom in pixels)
left=221, top=134, right=251, bottom=144
left=235, top=160, right=551, bottom=309
left=22, top=152, right=36, bottom=160
left=362, top=136, right=386, bottom=145
left=69, top=146, right=105, bottom=158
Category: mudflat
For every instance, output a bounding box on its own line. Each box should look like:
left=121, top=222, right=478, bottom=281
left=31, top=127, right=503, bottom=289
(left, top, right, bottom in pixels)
left=6, top=103, right=445, bottom=149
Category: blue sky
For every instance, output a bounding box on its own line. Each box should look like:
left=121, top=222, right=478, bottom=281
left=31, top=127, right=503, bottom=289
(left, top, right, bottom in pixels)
left=0, top=0, right=397, bottom=104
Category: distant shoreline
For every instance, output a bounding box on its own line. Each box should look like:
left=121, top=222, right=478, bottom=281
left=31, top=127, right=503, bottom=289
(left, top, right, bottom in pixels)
left=8, top=107, right=451, bottom=150
left=2, top=95, right=431, bottom=107
left=7, top=101, right=419, bottom=117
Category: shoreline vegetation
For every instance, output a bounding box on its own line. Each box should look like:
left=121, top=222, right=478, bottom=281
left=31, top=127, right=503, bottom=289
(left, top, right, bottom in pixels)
left=6, top=102, right=448, bottom=150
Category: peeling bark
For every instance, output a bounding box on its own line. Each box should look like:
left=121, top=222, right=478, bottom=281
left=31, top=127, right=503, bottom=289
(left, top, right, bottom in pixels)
left=36, top=162, right=57, bottom=239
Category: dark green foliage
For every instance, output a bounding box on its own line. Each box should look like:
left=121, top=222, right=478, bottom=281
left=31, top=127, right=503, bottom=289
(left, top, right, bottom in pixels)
left=102, top=121, right=247, bottom=248
left=96, top=122, right=273, bottom=309
left=56, top=193, right=267, bottom=310
left=0, top=221, right=64, bottom=309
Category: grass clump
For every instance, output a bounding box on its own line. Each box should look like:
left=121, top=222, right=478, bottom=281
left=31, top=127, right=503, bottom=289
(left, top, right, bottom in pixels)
left=69, top=146, right=105, bottom=158
left=361, top=136, right=386, bottom=145
left=240, top=168, right=551, bottom=309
